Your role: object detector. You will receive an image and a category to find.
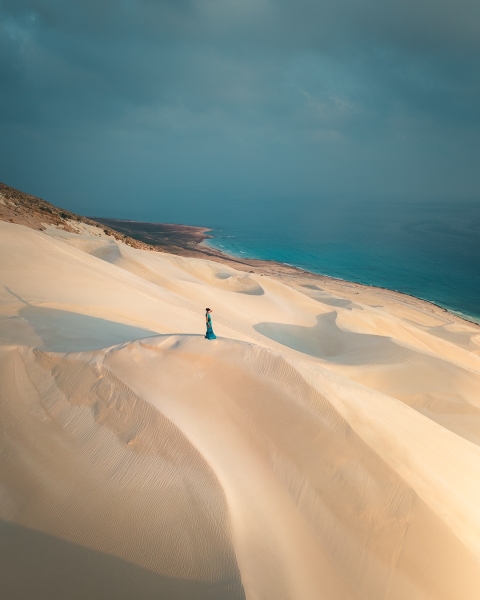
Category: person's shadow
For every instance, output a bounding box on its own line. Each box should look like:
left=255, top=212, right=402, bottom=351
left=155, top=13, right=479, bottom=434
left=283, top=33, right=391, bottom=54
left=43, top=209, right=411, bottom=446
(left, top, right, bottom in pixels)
left=1, top=286, right=159, bottom=351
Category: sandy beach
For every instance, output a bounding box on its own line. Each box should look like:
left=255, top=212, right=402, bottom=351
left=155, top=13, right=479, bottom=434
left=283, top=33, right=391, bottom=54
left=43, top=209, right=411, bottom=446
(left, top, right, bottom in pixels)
left=1, top=185, right=480, bottom=599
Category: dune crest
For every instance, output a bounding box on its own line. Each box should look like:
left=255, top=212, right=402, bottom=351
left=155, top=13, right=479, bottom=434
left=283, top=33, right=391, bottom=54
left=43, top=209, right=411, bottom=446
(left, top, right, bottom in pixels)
left=1, top=220, right=480, bottom=599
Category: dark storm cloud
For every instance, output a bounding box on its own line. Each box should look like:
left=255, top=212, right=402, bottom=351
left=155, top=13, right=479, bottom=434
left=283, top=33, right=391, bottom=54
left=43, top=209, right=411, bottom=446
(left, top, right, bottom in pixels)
left=0, top=0, right=479, bottom=215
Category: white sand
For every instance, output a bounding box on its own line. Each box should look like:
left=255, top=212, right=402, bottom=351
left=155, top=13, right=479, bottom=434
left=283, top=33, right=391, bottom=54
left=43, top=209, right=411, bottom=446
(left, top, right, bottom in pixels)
left=1, top=220, right=480, bottom=600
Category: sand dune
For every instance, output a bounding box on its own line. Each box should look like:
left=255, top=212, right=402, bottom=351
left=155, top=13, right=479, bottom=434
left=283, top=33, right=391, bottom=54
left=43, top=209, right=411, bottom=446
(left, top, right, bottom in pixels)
left=1, top=220, right=480, bottom=599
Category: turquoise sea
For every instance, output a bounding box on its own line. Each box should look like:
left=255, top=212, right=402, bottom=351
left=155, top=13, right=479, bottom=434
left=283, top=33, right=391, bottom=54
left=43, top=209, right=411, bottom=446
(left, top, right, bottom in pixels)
left=198, top=198, right=480, bottom=323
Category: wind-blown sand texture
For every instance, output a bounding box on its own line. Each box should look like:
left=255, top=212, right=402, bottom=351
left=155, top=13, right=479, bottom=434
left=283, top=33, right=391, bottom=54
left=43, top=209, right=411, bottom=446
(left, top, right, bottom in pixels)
left=1, top=215, right=480, bottom=600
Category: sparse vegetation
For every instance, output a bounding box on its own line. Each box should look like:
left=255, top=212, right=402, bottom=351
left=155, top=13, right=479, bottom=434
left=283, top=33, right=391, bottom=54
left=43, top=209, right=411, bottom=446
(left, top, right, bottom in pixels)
left=0, top=182, right=165, bottom=253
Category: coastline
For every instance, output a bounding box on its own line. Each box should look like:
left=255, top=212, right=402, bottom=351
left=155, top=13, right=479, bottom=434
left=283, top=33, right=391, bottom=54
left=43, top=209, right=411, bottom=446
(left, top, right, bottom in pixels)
left=97, top=217, right=480, bottom=330
left=0, top=177, right=477, bottom=330
left=3, top=187, right=480, bottom=599
left=206, top=241, right=480, bottom=329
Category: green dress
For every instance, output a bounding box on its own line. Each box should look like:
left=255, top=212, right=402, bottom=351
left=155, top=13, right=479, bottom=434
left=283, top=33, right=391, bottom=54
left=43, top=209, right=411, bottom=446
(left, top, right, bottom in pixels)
left=205, top=313, right=216, bottom=339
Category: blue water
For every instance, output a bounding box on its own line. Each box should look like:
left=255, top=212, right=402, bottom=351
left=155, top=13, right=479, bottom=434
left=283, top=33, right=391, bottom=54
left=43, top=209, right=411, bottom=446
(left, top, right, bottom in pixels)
left=199, top=198, right=480, bottom=323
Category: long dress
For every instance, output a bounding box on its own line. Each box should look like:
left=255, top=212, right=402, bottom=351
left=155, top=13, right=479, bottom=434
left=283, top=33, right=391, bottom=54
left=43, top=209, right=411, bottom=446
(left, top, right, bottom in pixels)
left=205, top=313, right=217, bottom=339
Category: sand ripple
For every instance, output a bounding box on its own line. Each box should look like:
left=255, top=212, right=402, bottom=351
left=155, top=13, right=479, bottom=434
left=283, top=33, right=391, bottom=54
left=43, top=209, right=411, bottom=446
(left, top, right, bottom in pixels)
left=1, top=221, right=480, bottom=599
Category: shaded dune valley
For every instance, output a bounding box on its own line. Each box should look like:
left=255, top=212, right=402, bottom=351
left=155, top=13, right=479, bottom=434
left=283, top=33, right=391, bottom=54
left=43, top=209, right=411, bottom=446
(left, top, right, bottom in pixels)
left=1, top=221, right=480, bottom=600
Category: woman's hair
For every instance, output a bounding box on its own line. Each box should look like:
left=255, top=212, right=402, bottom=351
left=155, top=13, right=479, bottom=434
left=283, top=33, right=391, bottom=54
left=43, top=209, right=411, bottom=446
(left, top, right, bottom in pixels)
left=205, top=308, right=211, bottom=312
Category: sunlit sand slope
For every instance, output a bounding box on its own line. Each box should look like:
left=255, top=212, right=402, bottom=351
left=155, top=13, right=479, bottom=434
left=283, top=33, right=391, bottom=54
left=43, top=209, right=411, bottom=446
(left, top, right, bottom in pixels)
left=1, top=221, right=480, bottom=600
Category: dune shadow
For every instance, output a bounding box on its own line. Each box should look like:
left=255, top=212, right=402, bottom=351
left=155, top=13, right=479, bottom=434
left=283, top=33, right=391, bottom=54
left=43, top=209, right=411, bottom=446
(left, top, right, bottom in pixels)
left=235, top=285, right=264, bottom=296
left=1, top=288, right=159, bottom=351
left=254, top=312, right=399, bottom=364
left=313, top=296, right=355, bottom=309
left=298, top=285, right=356, bottom=309
left=213, top=274, right=264, bottom=296
left=20, top=305, right=158, bottom=351
left=0, top=520, right=245, bottom=600
left=426, top=324, right=480, bottom=350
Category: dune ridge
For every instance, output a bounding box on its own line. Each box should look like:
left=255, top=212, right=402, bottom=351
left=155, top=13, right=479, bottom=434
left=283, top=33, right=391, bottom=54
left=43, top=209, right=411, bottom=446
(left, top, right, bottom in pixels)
left=1, top=219, right=480, bottom=599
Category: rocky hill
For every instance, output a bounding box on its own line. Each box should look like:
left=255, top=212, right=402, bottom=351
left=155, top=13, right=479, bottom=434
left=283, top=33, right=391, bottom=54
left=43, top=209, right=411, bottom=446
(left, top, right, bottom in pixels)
left=0, top=182, right=161, bottom=251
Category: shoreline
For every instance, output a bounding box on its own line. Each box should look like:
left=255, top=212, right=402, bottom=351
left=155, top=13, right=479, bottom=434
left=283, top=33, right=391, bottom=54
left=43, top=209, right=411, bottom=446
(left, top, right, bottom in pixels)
left=207, top=241, right=480, bottom=328
left=205, top=239, right=480, bottom=328
left=1, top=175, right=477, bottom=331
left=97, top=217, right=480, bottom=330
left=3, top=188, right=480, bottom=599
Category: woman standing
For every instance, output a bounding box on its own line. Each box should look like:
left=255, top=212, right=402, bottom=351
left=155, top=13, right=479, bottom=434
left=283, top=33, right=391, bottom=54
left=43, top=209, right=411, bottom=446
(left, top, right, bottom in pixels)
left=205, top=308, right=217, bottom=339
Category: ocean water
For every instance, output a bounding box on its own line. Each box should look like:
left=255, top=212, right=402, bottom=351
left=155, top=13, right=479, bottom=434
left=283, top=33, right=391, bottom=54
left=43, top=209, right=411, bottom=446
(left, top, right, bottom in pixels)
left=200, top=198, right=480, bottom=323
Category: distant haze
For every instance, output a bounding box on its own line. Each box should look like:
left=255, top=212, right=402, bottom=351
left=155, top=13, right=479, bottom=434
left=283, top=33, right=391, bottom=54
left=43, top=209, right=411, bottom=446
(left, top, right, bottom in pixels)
left=1, top=0, right=479, bottom=221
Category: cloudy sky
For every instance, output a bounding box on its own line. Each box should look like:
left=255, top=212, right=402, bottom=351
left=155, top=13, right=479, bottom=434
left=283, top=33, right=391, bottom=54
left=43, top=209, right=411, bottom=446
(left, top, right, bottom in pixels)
left=0, top=0, right=479, bottom=219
